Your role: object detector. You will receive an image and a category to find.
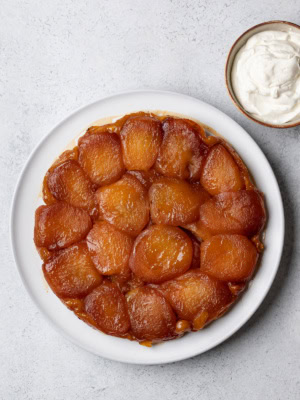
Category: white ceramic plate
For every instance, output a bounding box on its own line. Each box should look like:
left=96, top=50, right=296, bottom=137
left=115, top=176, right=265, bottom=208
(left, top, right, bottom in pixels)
left=10, top=90, right=284, bottom=364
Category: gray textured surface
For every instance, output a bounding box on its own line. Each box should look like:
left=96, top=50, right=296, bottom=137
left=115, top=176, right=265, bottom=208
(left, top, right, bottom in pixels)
left=1, top=0, right=300, bottom=399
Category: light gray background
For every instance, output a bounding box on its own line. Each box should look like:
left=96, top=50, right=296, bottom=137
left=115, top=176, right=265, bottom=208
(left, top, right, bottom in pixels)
left=1, top=1, right=299, bottom=399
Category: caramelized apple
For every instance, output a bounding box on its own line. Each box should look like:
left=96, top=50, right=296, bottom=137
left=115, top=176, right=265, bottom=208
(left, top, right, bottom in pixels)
left=126, top=169, right=161, bottom=189
left=46, top=160, right=96, bottom=214
left=42, top=148, right=79, bottom=205
left=120, top=116, right=163, bottom=171
left=84, top=281, right=130, bottom=335
left=129, top=225, right=193, bottom=283
left=78, top=132, right=124, bottom=186
left=175, top=320, right=191, bottom=334
left=126, top=286, right=176, bottom=341
left=183, top=219, right=212, bottom=241
left=200, top=144, right=244, bottom=195
left=155, top=118, right=208, bottom=181
left=34, top=203, right=92, bottom=250
left=149, top=177, right=209, bottom=225
left=201, top=234, right=258, bottom=281
left=96, top=174, right=149, bottom=236
left=190, top=181, right=211, bottom=202
left=43, top=242, right=102, bottom=298
left=159, top=270, right=233, bottom=324
left=190, top=235, right=201, bottom=269
left=199, top=190, right=266, bottom=236
left=108, top=269, right=133, bottom=293
left=86, top=221, right=133, bottom=275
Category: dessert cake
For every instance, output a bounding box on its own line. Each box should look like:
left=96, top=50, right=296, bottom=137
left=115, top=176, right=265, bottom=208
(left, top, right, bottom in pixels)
left=34, top=112, right=266, bottom=346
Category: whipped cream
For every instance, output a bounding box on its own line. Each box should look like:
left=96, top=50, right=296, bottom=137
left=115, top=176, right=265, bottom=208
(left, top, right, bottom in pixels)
left=232, top=29, right=300, bottom=125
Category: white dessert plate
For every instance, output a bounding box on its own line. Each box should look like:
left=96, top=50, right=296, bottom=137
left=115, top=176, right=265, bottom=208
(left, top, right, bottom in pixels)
left=10, top=90, right=284, bottom=364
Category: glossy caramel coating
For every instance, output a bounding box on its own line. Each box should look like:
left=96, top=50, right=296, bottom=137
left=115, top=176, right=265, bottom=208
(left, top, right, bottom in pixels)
left=126, top=286, right=177, bottom=341
left=129, top=225, right=193, bottom=283
left=34, top=202, right=92, bottom=250
left=200, top=144, right=244, bottom=195
left=108, top=269, right=144, bottom=294
left=46, top=160, right=97, bottom=214
left=183, top=219, right=212, bottom=242
left=86, top=221, right=133, bottom=275
left=126, top=169, right=161, bottom=190
left=199, top=190, right=266, bottom=237
left=149, top=177, right=209, bottom=226
left=84, top=281, right=130, bottom=336
left=201, top=234, right=258, bottom=281
left=189, top=234, right=201, bottom=269
left=96, top=174, right=149, bottom=236
left=78, top=132, right=124, bottom=186
left=43, top=242, right=102, bottom=298
left=159, top=270, right=234, bottom=326
left=42, top=147, right=79, bottom=205
left=155, top=117, right=208, bottom=181
left=120, top=115, right=163, bottom=171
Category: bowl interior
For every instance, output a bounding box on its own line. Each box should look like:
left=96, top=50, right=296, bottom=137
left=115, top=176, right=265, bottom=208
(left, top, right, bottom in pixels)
left=226, top=21, right=300, bottom=128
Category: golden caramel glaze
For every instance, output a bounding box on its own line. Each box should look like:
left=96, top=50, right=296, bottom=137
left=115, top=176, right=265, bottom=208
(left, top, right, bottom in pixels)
left=84, top=281, right=131, bottom=336
left=158, top=270, right=234, bottom=326
left=34, top=203, right=92, bottom=251
left=126, top=286, right=177, bottom=342
left=155, top=118, right=209, bottom=181
left=199, top=190, right=266, bottom=238
left=126, top=169, right=161, bottom=190
left=34, top=112, right=266, bottom=345
left=200, top=144, right=244, bottom=195
left=149, top=177, right=210, bottom=226
left=129, top=225, right=193, bottom=283
left=200, top=234, right=259, bottom=282
left=175, top=319, right=191, bottom=334
left=120, top=115, right=163, bottom=171
left=78, top=132, right=125, bottom=186
left=96, top=173, right=150, bottom=236
left=42, top=147, right=79, bottom=205
left=43, top=242, right=102, bottom=298
left=86, top=221, right=134, bottom=275
left=47, top=160, right=97, bottom=214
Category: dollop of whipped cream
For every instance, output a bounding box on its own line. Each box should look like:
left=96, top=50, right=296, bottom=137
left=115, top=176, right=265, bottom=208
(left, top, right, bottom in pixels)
left=232, top=29, right=300, bottom=125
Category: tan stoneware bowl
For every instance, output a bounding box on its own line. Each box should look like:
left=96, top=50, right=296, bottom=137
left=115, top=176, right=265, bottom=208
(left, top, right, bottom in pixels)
left=225, top=21, right=300, bottom=129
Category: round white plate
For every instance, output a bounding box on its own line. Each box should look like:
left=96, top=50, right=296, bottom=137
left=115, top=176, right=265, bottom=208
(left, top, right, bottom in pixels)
left=10, top=90, right=284, bottom=364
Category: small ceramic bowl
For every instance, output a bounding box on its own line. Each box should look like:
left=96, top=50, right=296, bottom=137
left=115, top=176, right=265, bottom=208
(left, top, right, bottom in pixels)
left=225, top=21, right=300, bottom=129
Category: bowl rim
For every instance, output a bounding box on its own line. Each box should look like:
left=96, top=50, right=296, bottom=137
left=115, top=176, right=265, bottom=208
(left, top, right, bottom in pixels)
left=225, top=20, right=300, bottom=129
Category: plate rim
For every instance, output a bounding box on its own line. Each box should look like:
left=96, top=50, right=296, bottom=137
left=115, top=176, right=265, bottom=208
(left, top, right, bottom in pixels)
left=10, top=89, right=285, bottom=364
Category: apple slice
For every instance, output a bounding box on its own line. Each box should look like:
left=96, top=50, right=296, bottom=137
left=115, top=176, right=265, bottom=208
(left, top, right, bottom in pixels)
left=120, top=115, right=163, bottom=171
left=200, top=144, right=244, bottom=195
left=43, top=242, right=102, bottom=298
left=129, top=225, right=193, bottom=283
left=199, top=190, right=266, bottom=236
left=96, top=174, right=149, bottom=236
left=78, top=132, right=124, bottom=186
left=47, top=160, right=96, bottom=214
left=155, top=118, right=208, bottom=181
left=84, top=281, right=130, bottom=335
left=34, top=202, right=92, bottom=250
left=86, top=221, right=133, bottom=275
left=126, top=286, right=176, bottom=341
left=159, top=270, right=233, bottom=324
left=201, top=234, right=258, bottom=281
left=149, top=177, right=209, bottom=225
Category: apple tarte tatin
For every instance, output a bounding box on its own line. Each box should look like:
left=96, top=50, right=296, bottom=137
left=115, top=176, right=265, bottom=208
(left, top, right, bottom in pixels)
left=34, top=112, right=266, bottom=346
